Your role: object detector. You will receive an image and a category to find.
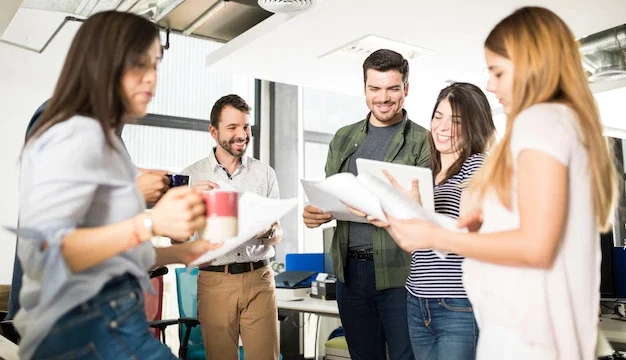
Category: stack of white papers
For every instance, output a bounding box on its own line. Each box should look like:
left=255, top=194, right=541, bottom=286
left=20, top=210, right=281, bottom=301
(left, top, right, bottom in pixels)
left=302, top=159, right=466, bottom=259
left=188, top=192, right=298, bottom=267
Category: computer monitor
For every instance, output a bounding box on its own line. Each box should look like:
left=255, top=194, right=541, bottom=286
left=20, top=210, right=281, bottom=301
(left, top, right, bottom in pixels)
left=322, top=226, right=335, bottom=276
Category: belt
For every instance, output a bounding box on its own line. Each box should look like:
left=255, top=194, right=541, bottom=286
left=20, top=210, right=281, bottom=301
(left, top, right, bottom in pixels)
left=347, top=249, right=374, bottom=261
left=199, top=259, right=269, bottom=274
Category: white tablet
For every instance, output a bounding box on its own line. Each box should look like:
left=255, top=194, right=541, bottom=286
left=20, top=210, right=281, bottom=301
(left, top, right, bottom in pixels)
left=356, top=158, right=435, bottom=211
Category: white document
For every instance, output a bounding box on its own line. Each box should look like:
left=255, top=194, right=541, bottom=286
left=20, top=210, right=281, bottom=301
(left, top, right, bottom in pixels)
left=214, top=179, right=238, bottom=192
left=302, top=161, right=466, bottom=259
left=301, top=177, right=371, bottom=224
left=356, top=158, right=435, bottom=211
left=188, top=193, right=298, bottom=268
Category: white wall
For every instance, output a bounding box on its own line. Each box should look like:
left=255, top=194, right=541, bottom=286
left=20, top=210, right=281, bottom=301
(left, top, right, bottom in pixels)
left=0, top=18, right=78, bottom=284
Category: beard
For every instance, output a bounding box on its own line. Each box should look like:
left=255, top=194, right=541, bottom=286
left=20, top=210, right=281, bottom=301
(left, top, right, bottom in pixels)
left=368, top=101, right=402, bottom=123
left=218, top=135, right=249, bottom=157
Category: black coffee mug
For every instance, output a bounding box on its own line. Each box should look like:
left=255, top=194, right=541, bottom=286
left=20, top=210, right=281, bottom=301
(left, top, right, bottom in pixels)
left=166, top=174, right=190, bottom=188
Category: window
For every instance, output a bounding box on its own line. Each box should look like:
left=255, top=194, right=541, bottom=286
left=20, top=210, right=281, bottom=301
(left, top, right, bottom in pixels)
left=122, top=118, right=256, bottom=172
left=303, top=87, right=368, bottom=134
left=302, top=141, right=332, bottom=253
left=300, top=87, right=366, bottom=253
left=122, top=123, right=215, bottom=172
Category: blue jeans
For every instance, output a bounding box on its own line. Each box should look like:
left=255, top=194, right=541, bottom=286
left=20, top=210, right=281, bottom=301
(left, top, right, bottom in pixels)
left=31, top=274, right=177, bottom=360
left=406, top=295, right=478, bottom=360
left=336, top=258, right=414, bottom=360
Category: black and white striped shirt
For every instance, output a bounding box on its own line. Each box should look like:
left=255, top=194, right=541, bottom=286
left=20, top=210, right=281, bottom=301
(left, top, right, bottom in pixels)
left=405, top=153, right=485, bottom=298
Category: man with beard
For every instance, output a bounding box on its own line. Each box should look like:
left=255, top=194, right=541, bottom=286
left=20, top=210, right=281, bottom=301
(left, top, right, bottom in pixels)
left=302, top=49, right=430, bottom=360
left=180, top=94, right=282, bottom=360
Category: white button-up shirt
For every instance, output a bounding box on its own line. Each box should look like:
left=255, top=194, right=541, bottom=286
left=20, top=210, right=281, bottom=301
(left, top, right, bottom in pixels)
left=180, top=148, right=280, bottom=265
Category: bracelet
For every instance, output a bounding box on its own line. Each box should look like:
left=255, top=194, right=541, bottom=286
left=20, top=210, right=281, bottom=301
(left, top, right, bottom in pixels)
left=129, top=216, right=143, bottom=248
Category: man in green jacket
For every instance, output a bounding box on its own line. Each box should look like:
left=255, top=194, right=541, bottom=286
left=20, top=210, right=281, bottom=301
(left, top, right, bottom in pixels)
left=302, top=49, right=429, bottom=360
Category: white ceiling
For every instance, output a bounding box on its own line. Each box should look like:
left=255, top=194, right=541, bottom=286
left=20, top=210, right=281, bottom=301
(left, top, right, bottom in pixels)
left=206, top=0, right=626, bottom=123
left=2, top=0, right=625, bottom=132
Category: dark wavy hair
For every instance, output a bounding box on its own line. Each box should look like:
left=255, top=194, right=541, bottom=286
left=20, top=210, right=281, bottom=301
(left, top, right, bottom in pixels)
left=26, top=11, right=161, bottom=148
left=428, top=82, right=495, bottom=183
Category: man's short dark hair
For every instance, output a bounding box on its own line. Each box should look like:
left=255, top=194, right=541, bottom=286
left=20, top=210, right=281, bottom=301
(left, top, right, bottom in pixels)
left=362, top=49, right=409, bottom=84
left=210, top=94, right=252, bottom=128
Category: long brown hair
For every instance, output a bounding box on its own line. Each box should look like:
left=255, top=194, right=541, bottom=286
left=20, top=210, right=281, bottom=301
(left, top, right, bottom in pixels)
left=428, top=82, right=495, bottom=184
left=26, top=11, right=161, bottom=147
left=470, top=6, right=618, bottom=230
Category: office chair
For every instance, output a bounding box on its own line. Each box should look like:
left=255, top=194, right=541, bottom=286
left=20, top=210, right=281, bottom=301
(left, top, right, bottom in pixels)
left=146, top=267, right=168, bottom=340
left=149, top=267, right=203, bottom=360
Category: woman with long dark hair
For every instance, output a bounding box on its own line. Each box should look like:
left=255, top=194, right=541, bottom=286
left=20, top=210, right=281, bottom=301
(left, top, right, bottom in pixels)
left=14, top=11, right=218, bottom=359
left=403, top=82, right=494, bottom=360
left=354, top=82, right=495, bottom=359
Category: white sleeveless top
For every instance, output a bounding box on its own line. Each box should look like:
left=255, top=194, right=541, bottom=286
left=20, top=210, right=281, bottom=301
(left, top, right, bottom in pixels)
left=463, top=103, right=600, bottom=359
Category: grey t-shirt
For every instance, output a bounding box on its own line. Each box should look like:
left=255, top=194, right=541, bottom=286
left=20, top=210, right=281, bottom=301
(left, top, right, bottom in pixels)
left=348, top=120, right=402, bottom=250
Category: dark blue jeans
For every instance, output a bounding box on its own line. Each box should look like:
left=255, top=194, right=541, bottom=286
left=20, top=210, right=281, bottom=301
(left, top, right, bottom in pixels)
left=406, top=295, right=478, bottom=360
left=336, top=258, right=414, bottom=360
left=31, top=274, right=177, bottom=360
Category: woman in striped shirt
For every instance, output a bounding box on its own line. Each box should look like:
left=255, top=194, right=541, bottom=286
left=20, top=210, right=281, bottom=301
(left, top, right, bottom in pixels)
left=378, top=82, right=496, bottom=359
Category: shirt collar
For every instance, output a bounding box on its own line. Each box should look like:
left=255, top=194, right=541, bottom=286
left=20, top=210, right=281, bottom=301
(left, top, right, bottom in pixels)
left=208, top=147, right=247, bottom=173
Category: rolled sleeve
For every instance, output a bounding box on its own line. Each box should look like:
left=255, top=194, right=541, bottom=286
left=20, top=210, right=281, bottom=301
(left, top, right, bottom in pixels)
left=9, top=224, right=74, bottom=304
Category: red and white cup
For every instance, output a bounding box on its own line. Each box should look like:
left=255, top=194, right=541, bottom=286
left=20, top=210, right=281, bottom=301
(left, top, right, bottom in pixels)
left=201, top=191, right=238, bottom=242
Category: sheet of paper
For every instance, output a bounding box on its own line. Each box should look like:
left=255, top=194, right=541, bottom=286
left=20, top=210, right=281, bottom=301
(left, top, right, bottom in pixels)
left=356, top=158, right=435, bottom=212
left=214, top=180, right=238, bottom=192
left=301, top=179, right=368, bottom=223
left=301, top=173, right=387, bottom=222
left=358, top=173, right=467, bottom=259
left=187, top=193, right=298, bottom=268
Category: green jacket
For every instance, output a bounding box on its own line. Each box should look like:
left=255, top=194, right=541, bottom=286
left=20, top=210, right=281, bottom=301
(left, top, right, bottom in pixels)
left=325, top=110, right=430, bottom=290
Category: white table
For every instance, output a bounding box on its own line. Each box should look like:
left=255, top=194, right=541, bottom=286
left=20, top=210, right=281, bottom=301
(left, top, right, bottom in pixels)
left=277, top=297, right=340, bottom=318
left=0, top=334, right=19, bottom=360
left=278, top=296, right=341, bottom=359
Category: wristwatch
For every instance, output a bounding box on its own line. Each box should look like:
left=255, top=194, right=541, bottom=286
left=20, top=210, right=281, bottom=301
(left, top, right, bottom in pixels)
left=265, top=225, right=275, bottom=240
left=143, top=211, right=155, bottom=236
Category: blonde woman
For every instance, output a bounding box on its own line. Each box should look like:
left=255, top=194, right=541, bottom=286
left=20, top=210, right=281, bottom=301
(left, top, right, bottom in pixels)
left=353, top=7, right=618, bottom=360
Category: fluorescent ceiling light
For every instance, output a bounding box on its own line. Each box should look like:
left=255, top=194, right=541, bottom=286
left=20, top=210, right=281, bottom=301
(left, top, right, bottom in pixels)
left=319, top=34, right=433, bottom=62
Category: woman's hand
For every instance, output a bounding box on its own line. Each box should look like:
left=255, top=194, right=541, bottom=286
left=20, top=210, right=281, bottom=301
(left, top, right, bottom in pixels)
left=385, top=216, right=438, bottom=253
left=345, top=204, right=390, bottom=228
left=154, top=239, right=223, bottom=268
left=457, top=208, right=483, bottom=233
left=344, top=203, right=442, bottom=253
left=176, top=240, right=223, bottom=265
left=383, top=169, right=422, bottom=206
left=151, top=187, right=207, bottom=239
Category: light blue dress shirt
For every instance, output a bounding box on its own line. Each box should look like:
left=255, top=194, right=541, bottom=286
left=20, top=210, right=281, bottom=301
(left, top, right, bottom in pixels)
left=12, top=116, right=156, bottom=360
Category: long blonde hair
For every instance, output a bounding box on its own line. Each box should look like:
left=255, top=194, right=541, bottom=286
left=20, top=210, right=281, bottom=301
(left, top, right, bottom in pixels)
left=470, top=6, right=618, bottom=231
